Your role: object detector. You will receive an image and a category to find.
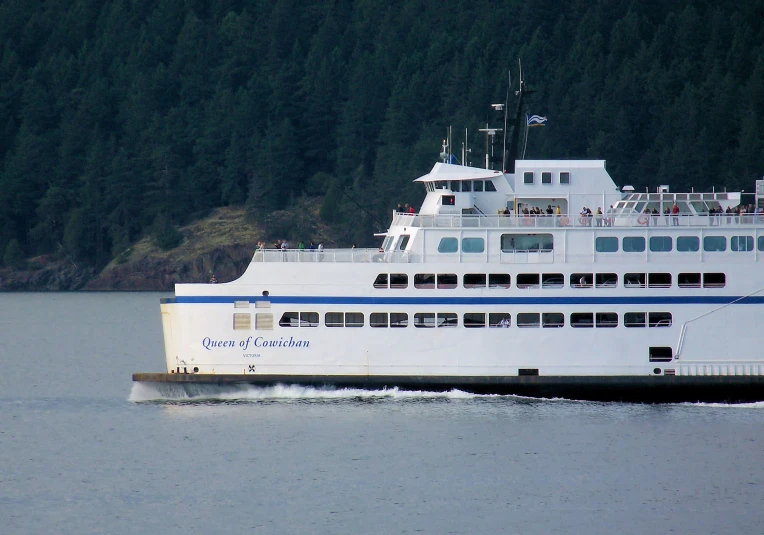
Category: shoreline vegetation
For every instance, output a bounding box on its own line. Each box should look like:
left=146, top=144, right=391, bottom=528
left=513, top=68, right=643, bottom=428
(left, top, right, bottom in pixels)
left=0, top=203, right=334, bottom=291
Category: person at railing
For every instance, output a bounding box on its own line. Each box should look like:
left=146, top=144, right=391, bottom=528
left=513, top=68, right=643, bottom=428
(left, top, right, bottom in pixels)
left=651, top=207, right=659, bottom=226
left=408, top=204, right=415, bottom=214
left=663, top=206, right=670, bottom=226
left=318, top=242, right=324, bottom=262
left=595, top=207, right=603, bottom=227
left=671, top=202, right=680, bottom=226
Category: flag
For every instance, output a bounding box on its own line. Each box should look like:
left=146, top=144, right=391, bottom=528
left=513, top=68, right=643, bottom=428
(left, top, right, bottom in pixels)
left=526, top=113, right=547, bottom=126
left=447, top=154, right=458, bottom=164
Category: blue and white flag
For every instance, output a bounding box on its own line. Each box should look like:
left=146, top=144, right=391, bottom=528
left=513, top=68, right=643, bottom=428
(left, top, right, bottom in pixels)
left=526, top=113, right=547, bottom=126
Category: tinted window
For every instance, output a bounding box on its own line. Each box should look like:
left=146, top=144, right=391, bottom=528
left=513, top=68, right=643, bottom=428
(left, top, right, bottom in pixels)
left=524, top=172, right=534, bottom=184
left=438, top=237, right=458, bottom=253
left=703, top=236, right=726, bottom=251
left=596, top=237, right=618, bottom=252
left=731, top=236, right=753, bottom=251
left=623, top=237, right=646, bottom=252
left=462, top=237, right=485, bottom=253
left=484, top=180, right=497, bottom=192
left=649, top=236, right=672, bottom=252
left=677, top=236, right=699, bottom=252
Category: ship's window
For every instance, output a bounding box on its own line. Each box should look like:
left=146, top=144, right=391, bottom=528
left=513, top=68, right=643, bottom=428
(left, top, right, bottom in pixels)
left=500, top=233, right=553, bottom=252
left=381, top=236, right=393, bottom=251
left=450, top=181, right=461, bottom=192
left=442, top=195, right=455, bottom=206
left=542, top=312, right=564, bottom=328
left=488, top=313, right=511, bottom=327
left=325, top=312, right=344, bottom=327
left=542, top=273, right=564, bottom=288
left=489, top=273, right=511, bottom=288
left=414, top=273, right=435, bottom=289
left=463, top=313, right=486, bottom=328
left=524, top=172, right=534, bottom=184
left=648, top=273, right=672, bottom=288
left=461, top=181, right=472, bottom=192
left=438, top=237, right=458, bottom=253
left=571, top=273, right=592, bottom=288
left=678, top=273, right=701, bottom=288
left=560, top=172, right=570, bottom=184
left=517, top=313, right=540, bottom=328
left=390, top=273, right=408, bottom=288
left=233, top=313, right=252, bottom=330
left=398, top=235, right=410, bottom=250
left=300, top=312, right=319, bottom=327
left=731, top=236, right=754, bottom=251
left=571, top=313, right=594, bottom=328
left=595, top=273, right=618, bottom=288
left=649, top=312, right=672, bottom=327
left=438, top=313, right=458, bottom=327
left=463, top=273, right=486, bottom=288
left=462, top=237, right=485, bottom=253
left=541, top=172, right=552, bottom=184
left=703, top=236, right=726, bottom=251
left=596, top=312, right=618, bottom=328
left=677, top=236, right=699, bottom=252
left=596, top=237, right=619, bottom=252
left=370, top=312, right=388, bottom=328
left=624, top=312, right=646, bottom=327
left=623, top=236, right=646, bottom=252
left=649, top=347, right=673, bottom=362
left=279, top=312, right=299, bottom=327
left=473, top=181, right=484, bottom=192
left=435, top=181, right=448, bottom=190
left=517, top=273, right=540, bottom=289
left=650, top=236, right=673, bottom=252
left=759, top=236, right=764, bottom=251
left=414, top=312, right=436, bottom=328
left=484, top=180, right=497, bottom=192
left=703, top=273, right=725, bottom=288
left=390, top=313, right=408, bottom=327
left=373, top=273, right=388, bottom=289
left=437, top=273, right=458, bottom=289
left=624, top=273, right=646, bottom=287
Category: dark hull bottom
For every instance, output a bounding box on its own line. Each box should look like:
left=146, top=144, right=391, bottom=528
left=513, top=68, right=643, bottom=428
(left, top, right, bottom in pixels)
left=132, top=373, right=764, bottom=403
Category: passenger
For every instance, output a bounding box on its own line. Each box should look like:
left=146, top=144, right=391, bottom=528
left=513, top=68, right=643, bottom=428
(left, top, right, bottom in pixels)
left=595, top=207, right=603, bottom=227
left=318, top=242, right=324, bottom=262
left=397, top=203, right=403, bottom=213
left=672, top=202, right=680, bottom=226
left=408, top=205, right=415, bottom=214
left=209, top=274, right=218, bottom=283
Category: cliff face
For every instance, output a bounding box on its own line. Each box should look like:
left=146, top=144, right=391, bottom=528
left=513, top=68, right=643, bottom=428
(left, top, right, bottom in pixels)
left=0, top=206, right=321, bottom=291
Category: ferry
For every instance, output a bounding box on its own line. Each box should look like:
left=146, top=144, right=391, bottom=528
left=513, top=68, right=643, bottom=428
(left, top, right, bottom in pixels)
left=133, top=80, right=764, bottom=402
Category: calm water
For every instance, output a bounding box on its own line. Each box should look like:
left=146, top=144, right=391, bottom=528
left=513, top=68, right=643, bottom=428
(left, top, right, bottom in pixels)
left=0, top=292, right=762, bottom=535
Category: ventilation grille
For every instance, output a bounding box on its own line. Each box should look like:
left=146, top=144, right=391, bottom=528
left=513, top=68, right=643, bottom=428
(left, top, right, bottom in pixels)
left=234, top=301, right=250, bottom=309
left=256, top=313, right=273, bottom=330
left=233, top=313, right=251, bottom=330
left=255, top=301, right=271, bottom=309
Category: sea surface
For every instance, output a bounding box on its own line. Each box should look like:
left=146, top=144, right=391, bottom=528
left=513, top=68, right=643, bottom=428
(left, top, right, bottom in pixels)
left=0, top=292, right=762, bottom=535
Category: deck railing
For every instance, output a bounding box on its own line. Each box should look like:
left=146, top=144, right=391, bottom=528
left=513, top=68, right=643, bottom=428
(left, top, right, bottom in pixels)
left=392, top=212, right=764, bottom=229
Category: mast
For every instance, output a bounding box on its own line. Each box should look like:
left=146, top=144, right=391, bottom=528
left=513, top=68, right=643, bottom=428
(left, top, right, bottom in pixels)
left=503, top=61, right=533, bottom=173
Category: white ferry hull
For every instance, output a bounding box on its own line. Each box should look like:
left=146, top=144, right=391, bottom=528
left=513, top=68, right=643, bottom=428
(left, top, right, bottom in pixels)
left=133, top=155, right=764, bottom=402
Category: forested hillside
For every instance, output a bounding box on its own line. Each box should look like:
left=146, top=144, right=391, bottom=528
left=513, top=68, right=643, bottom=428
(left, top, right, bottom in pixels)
left=1, top=0, right=763, bottom=269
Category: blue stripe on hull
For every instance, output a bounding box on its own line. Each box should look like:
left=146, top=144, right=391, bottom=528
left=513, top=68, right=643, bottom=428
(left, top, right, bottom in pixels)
left=170, top=295, right=764, bottom=305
